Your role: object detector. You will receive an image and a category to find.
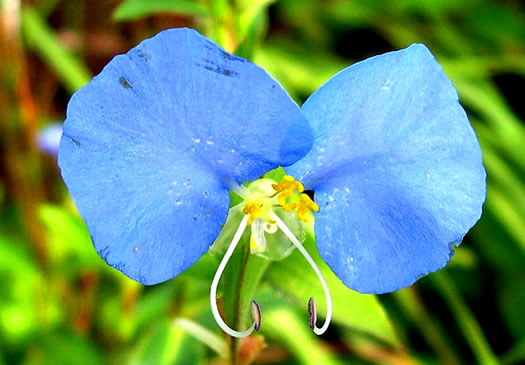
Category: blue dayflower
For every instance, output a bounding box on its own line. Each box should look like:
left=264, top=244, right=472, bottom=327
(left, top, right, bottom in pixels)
left=58, top=28, right=486, bottom=338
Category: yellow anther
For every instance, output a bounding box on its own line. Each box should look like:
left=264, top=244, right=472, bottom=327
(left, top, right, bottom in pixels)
left=243, top=201, right=261, bottom=215
left=277, top=189, right=297, bottom=211
left=273, top=175, right=305, bottom=213
left=296, top=194, right=319, bottom=223
left=272, top=175, right=304, bottom=194
left=243, top=201, right=262, bottom=225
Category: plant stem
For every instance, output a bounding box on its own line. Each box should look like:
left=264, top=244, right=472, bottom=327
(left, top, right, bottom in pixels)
left=230, top=243, right=250, bottom=365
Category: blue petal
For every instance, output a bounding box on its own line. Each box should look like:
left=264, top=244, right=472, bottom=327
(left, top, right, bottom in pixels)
left=287, top=44, right=486, bottom=293
left=59, top=28, right=311, bottom=285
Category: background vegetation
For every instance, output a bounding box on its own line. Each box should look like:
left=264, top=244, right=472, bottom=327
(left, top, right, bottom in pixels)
left=1, top=0, right=524, bottom=364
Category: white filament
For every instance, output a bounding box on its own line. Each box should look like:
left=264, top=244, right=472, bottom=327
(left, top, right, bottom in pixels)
left=227, top=180, right=250, bottom=199
left=271, top=212, right=333, bottom=335
left=210, top=214, right=256, bottom=338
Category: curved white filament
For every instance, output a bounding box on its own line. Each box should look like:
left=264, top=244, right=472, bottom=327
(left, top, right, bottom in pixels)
left=210, top=214, right=256, bottom=338
left=271, top=212, right=332, bottom=335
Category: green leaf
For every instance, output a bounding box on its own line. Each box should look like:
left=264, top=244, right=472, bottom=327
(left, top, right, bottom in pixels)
left=21, top=7, right=92, bottom=93
left=25, top=331, right=103, bottom=365
left=501, top=337, right=525, bottom=365
left=254, top=41, right=348, bottom=101
left=183, top=252, right=219, bottom=282
left=127, top=321, right=203, bottom=365
left=470, top=207, right=525, bottom=274
left=440, top=54, right=525, bottom=79
left=453, top=78, right=525, bottom=171
left=0, top=235, right=42, bottom=345
left=394, top=0, right=478, bottom=17
left=430, top=271, right=498, bottom=365
left=477, top=126, right=525, bottom=204
left=38, top=204, right=109, bottom=273
left=266, top=230, right=400, bottom=347
left=485, top=183, right=525, bottom=254
left=35, top=0, right=62, bottom=18
left=173, top=318, right=228, bottom=357
left=133, top=281, right=178, bottom=329
left=393, top=288, right=462, bottom=364
left=0, top=235, right=38, bottom=280
left=499, top=270, right=525, bottom=340
left=262, top=304, right=346, bottom=365
left=233, top=0, right=274, bottom=60
left=465, top=5, right=525, bottom=47
left=113, top=0, right=210, bottom=21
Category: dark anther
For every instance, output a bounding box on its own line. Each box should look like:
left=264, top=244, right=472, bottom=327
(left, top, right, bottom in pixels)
left=250, top=300, right=262, bottom=331
left=308, top=297, right=317, bottom=329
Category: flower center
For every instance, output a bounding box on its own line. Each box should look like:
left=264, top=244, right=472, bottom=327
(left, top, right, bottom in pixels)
left=239, top=175, right=319, bottom=255
left=209, top=173, right=332, bottom=338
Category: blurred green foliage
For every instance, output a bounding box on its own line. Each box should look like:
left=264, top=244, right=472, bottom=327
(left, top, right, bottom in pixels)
left=1, top=0, right=524, bottom=364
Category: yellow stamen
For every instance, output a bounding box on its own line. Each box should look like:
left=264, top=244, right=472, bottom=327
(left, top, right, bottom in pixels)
left=296, top=194, right=319, bottom=222
left=272, top=175, right=319, bottom=221
left=277, top=189, right=297, bottom=211
left=273, top=175, right=305, bottom=212
left=272, top=175, right=304, bottom=194
left=243, top=201, right=262, bottom=225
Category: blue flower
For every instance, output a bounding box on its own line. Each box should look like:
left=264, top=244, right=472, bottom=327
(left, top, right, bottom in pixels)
left=58, top=28, right=486, bottom=337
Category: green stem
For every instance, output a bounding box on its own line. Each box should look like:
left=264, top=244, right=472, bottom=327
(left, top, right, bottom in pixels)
left=230, top=244, right=250, bottom=365
left=228, top=242, right=270, bottom=365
